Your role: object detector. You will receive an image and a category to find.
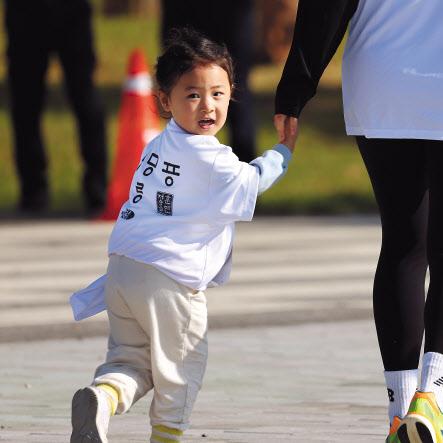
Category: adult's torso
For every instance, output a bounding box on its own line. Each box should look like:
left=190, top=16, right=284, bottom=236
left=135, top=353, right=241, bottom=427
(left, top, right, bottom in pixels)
left=342, top=0, right=443, bottom=140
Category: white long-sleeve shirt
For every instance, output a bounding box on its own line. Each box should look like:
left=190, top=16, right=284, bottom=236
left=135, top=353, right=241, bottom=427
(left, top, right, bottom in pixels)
left=71, top=119, right=292, bottom=320
left=108, top=118, right=291, bottom=290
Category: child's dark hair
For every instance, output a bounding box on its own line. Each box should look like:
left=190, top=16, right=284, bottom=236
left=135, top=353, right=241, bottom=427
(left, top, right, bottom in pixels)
left=155, top=27, right=235, bottom=97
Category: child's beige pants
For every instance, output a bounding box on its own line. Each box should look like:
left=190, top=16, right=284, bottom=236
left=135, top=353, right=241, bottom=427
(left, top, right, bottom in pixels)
left=93, top=254, right=208, bottom=431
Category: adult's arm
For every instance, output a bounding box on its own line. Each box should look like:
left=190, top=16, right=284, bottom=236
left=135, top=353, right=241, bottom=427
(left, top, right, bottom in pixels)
left=275, top=0, right=359, bottom=119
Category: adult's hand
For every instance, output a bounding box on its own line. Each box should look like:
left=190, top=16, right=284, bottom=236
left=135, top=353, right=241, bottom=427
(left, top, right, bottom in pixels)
left=274, top=114, right=299, bottom=144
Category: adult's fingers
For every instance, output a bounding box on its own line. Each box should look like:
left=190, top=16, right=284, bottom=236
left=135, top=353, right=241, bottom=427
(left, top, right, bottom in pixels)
left=274, top=114, right=288, bottom=142
left=289, top=117, right=298, bottom=136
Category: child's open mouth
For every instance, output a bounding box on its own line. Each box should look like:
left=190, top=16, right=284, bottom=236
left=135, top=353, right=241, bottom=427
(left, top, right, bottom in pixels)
left=198, top=119, right=215, bottom=129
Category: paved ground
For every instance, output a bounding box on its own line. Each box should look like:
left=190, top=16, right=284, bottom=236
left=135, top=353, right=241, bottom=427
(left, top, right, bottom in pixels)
left=0, top=216, right=392, bottom=442
left=0, top=216, right=381, bottom=342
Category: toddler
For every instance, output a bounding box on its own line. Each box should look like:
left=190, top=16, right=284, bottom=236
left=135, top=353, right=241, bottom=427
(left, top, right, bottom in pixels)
left=71, top=27, right=296, bottom=443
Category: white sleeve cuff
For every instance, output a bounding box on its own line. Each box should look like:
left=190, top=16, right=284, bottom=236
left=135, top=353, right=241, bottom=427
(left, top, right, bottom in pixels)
left=250, top=144, right=293, bottom=196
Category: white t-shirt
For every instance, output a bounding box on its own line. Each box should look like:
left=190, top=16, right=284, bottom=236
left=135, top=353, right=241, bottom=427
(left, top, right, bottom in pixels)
left=342, top=0, right=443, bottom=140
left=108, top=119, right=260, bottom=290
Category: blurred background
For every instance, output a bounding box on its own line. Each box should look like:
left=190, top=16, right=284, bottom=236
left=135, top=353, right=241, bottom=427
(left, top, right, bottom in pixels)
left=0, top=0, right=376, bottom=218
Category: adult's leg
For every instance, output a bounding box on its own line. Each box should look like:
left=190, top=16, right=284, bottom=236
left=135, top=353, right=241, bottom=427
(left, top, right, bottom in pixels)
left=5, top=1, right=50, bottom=211
left=398, top=141, right=443, bottom=443
left=356, top=137, right=429, bottom=371
left=55, top=0, right=107, bottom=213
left=424, top=140, right=443, bottom=354
left=222, top=0, right=256, bottom=163
left=160, top=0, right=256, bottom=162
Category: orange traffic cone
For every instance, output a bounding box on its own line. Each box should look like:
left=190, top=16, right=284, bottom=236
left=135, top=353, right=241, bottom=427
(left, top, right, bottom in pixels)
left=99, top=49, right=161, bottom=220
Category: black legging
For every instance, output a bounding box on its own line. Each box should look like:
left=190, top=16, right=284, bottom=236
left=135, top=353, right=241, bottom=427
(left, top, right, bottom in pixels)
left=357, top=137, right=443, bottom=371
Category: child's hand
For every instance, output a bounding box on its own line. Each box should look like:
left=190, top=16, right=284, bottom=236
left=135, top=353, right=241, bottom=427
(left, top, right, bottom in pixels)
left=274, top=114, right=298, bottom=153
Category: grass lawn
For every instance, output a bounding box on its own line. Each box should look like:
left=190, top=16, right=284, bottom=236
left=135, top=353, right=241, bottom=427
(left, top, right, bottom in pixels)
left=0, top=8, right=376, bottom=216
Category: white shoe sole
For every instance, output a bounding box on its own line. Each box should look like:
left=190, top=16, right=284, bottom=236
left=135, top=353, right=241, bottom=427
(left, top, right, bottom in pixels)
left=71, top=387, right=108, bottom=443
left=398, top=414, right=439, bottom=443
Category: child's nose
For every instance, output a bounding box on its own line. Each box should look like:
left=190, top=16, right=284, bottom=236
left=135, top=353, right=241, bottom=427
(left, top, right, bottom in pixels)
left=200, top=96, right=214, bottom=112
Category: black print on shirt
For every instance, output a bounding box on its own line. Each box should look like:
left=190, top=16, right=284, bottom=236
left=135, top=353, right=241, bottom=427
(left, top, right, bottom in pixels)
left=135, top=155, right=146, bottom=171
left=157, top=191, right=173, bottom=216
left=134, top=151, right=181, bottom=207
left=162, top=162, right=180, bottom=187
left=142, top=153, right=159, bottom=177
left=133, top=182, right=144, bottom=204
left=121, top=208, right=135, bottom=220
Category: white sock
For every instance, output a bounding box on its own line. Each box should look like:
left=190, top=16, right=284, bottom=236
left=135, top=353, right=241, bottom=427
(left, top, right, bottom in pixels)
left=384, top=369, right=419, bottom=424
left=92, top=386, right=113, bottom=434
left=420, top=352, right=443, bottom=410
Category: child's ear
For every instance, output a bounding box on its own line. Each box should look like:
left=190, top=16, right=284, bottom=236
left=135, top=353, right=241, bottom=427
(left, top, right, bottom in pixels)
left=158, top=91, right=171, bottom=112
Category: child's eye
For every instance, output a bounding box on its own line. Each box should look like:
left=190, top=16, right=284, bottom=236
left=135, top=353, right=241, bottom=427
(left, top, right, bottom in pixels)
left=188, top=93, right=199, bottom=99
left=214, top=92, right=224, bottom=97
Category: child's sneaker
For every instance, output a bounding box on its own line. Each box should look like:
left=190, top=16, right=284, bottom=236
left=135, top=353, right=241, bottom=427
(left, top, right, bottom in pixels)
left=71, top=386, right=110, bottom=443
left=386, top=416, right=402, bottom=443
left=398, top=391, right=443, bottom=443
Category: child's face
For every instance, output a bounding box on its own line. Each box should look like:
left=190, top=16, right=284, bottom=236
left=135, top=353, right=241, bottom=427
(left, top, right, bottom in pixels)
left=159, top=64, right=231, bottom=136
